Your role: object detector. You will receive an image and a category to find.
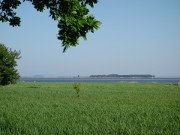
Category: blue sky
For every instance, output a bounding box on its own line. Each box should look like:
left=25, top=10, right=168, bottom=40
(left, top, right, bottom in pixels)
left=0, top=0, right=180, bottom=77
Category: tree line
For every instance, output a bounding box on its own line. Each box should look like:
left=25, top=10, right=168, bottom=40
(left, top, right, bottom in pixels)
left=90, top=74, right=155, bottom=78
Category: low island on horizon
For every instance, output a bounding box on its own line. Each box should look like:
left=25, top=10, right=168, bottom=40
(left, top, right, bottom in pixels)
left=89, top=74, right=155, bottom=78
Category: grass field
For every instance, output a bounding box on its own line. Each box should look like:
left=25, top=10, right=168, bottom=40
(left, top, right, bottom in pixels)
left=0, top=82, right=180, bottom=134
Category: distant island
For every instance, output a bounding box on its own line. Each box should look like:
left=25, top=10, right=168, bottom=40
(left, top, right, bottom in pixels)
left=90, top=74, right=155, bottom=78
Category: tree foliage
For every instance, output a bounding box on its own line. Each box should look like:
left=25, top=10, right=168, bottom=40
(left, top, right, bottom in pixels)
left=0, top=0, right=101, bottom=52
left=0, top=43, right=21, bottom=86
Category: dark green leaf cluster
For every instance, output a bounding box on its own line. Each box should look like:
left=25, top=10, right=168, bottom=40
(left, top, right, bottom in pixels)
left=0, top=43, right=21, bottom=86
left=0, top=0, right=21, bottom=26
left=0, top=0, right=101, bottom=52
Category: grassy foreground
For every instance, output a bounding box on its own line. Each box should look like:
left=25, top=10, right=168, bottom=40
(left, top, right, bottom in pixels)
left=0, top=82, right=180, bottom=135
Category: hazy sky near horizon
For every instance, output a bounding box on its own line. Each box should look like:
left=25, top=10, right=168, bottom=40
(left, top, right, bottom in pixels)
left=0, top=0, right=180, bottom=77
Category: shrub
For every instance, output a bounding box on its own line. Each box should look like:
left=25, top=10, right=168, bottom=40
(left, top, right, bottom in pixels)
left=73, top=82, right=81, bottom=97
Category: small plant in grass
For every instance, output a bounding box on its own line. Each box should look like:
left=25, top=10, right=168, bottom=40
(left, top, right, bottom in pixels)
left=73, top=82, right=81, bottom=97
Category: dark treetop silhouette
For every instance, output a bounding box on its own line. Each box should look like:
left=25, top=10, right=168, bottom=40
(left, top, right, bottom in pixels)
left=0, top=0, right=101, bottom=52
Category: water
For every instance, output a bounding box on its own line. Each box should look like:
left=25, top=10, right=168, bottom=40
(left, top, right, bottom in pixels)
left=19, top=78, right=180, bottom=83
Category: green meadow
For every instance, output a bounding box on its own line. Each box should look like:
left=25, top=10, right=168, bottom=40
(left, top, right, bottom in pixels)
left=0, top=82, right=180, bottom=134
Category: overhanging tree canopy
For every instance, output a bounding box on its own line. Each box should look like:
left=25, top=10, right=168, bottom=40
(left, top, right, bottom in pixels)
left=0, top=0, right=101, bottom=52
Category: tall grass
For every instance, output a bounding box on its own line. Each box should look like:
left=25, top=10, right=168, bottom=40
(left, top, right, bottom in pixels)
left=0, top=82, right=179, bottom=134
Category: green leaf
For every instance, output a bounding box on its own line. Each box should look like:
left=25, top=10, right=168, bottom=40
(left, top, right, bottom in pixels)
left=96, top=21, right=102, bottom=25
left=88, top=14, right=93, bottom=17
left=72, top=11, right=77, bottom=14
left=83, top=35, right=87, bottom=40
